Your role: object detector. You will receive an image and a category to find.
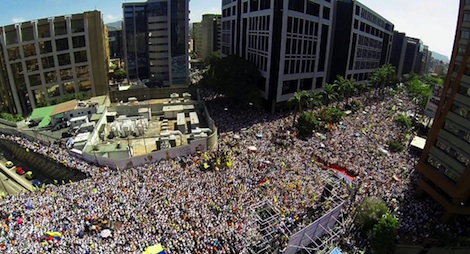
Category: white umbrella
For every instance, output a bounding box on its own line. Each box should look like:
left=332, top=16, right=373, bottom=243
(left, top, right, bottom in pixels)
left=247, top=146, right=257, bottom=152
left=100, top=229, right=112, bottom=238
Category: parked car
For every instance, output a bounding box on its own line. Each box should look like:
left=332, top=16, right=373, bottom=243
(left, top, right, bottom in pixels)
left=5, top=161, right=14, bottom=168
left=16, top=167, right=25, bottom=175
left=25, top=171, right=34, bottom=180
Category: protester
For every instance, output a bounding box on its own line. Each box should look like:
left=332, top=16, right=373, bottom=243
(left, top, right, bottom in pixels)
left=0, top=90, right=467, bottom=253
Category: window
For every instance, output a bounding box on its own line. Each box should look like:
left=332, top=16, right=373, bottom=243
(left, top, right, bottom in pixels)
left=288, top=0, right=304, bottom=12
left=39, top=41, right=53, bottom=54
left=23, top=44, right=36, bottom=57
left=21, top=26, right=34, bottom=42
left=250, top=0, right=259, bottom=12
left=56, top=38, right=69, bottom=51
left=148, top=2, right=168, bottom=16
left=78, top=80, right=92, bottom=92
left=5, top=29, right=18, bottom=45
left=60, top=68, right=73, bottom=80
left=26, top=59, right=38, bottom=72
left=74, top=51, right=87, bottom=63
left=58, top=53, right=71, bottom=66
left=300, top=78, right=313, bottom=90
left=323, top=7, right=330, bottom=20
left=7, top=47, right=20, bottom=61
left=462, top=30, right=470, bottom=39
left=282, top=80, right=298, bottom=95
left=71, top=19, right=85, bottom=33
left=63, top=81, right=75, bottom=94
left=72, top=36, right=86, bottom=48
left=37, top=23, right=51, bottom=38
left=45, top=71, right=57, bottom=83
left=54, top=21, right=67, bottom=36
left=33, top=89, right=46, bottom=107
left=76, top=65, right=89, bottom=78
left=306, top=2, right=320, bottom=16
left=29, top=74, right=42, bottom=87
left=42, top=56, right=55, bottom=69
left=315, top=77, right=323, bottom=89
left=47, top=84, right=60, bottom=98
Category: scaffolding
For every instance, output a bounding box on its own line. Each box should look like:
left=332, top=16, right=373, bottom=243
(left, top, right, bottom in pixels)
left=245, top=172, right=356, bottom=254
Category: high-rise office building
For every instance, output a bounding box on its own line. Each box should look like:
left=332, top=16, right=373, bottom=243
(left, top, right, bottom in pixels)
left=416, top=0, right=470, bottom=221
left=108, top=26, right=123, bottom=59
left=221, top=0, right=334, bottom=109
left=390, top=31, right=407, bottom=77
left=0, top=10, right=109, bottom=115
left=402, top=36, right=421, bottom=75
left=194, top=14, right=221, bottom=60
left=123, top=0, right=189, bottom=87
left=329, top=0, right=394, bottom=83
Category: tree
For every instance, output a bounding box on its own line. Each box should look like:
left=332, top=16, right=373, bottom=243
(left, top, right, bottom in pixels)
left=320, top=83, right=339, bottom=107
left=309, top=92, right=323, bottom=109
left=371, top=213, right=399, bottom=254
left=288, top=90, right=311, bottom=127
left=114, top=68, right=126, bottom=80
left=297, top=111, right=323, bottom=138
left=406, top=76, right=431, bottom=116
left=199, top=54, right=262, bottom=108
left=354, top=196, right=390, bottom=231
left=369, top=64, right=398, bottom=99
left=334, top=76, right=358, bottom=104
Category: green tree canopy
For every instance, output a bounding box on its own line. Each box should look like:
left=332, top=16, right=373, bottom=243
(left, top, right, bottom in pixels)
left=354, top=196, right=390, bottom=231
left=199, top=54, right=262, bottom=108
left=371, top=213, right=399, bottom=254
left=369, top=64, right=398, bottom=98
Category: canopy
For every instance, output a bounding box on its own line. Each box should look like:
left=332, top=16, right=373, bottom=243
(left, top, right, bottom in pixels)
left=410, top=136, right=426, bottom=150
left=143, top=244, right=165, bottom=254
left=100, top=229, right=112, bottom=238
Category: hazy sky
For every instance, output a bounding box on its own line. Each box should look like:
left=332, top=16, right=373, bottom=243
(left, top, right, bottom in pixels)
left=0, top=0, right=459, bottom=57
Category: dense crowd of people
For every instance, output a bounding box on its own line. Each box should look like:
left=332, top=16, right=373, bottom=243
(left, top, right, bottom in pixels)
left=0, top=90, right=468, bottom=253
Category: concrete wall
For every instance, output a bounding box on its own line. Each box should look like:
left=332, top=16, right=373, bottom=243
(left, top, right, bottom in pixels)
left=110, top=87, right=198, bottom=103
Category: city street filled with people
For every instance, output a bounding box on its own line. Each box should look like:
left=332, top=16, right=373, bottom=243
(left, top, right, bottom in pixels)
left=0, top=90, right=468, bottom=253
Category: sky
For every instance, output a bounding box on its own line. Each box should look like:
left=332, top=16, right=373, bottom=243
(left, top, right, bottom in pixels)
left=0, top=0, right=459, bottom=58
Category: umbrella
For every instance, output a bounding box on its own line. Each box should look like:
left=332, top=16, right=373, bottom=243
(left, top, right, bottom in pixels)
left=25, top=171, right=34, bottom=180
left=354, top=132, right=360, bottom=137
left=144, top=244, right=165, bottom=254
left=100, top=229, right=112, bottom=238
left=32, top=180, right=42, bottom=187
left=233, top=134, right=240, bottom=140
left=247, top=146, right=257, bottom=152
left=255, top=133, right=263, bottom=139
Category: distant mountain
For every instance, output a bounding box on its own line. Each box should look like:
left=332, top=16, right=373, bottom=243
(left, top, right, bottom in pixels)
left=105, top=21, right=122, bottom=31
left=431, top=51, right=450, bottom=63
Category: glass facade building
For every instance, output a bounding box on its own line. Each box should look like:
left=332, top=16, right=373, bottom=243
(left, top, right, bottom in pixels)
left=123, top=0, right=189, bottom=86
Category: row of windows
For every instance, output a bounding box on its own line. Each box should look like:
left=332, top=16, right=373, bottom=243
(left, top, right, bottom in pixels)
left=33, top=79, right=91, bottom=105
left=243, top=0, right=270, bottom=13
left=281, top=77, right=324, bottom=95
left=10, top=50, right=87, bottom=75
left=427, top=155, right=460, bottom=183
left=247, top=52, right=268, bottom=72
left=354, top=61, right=380, bottom=70
left=6, top=36, right=86, bottom=61
left=354, top=19, right=386, bottom=38
left=287, top=17, right=319, bottom=37
left=284, top=59, right=316, bottom=74
left=444, top=121, right=470, bottom=144
left=358, top=6, right=391, bottom=31
left=356, top=47, right=381, bottom=60
left=346, top=72, right=369, bottom=81
left=222, top=5, right=236, bottom=17
left=452, top=104, right=470, bottom=120
left=27, top=65, right=88, bottom=86
left=248, top=15, right=270, bottom=31
left=288, top=0, right=331, bottom=18
left=248, top=34, right=269, bottom=52
left=3, top=19, right=84, bottom=45
left=358, top=34, right=382, bottom=49
left=286, top=38, right=317, bottom=56
left=435, top=139, right=470, bottom=167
